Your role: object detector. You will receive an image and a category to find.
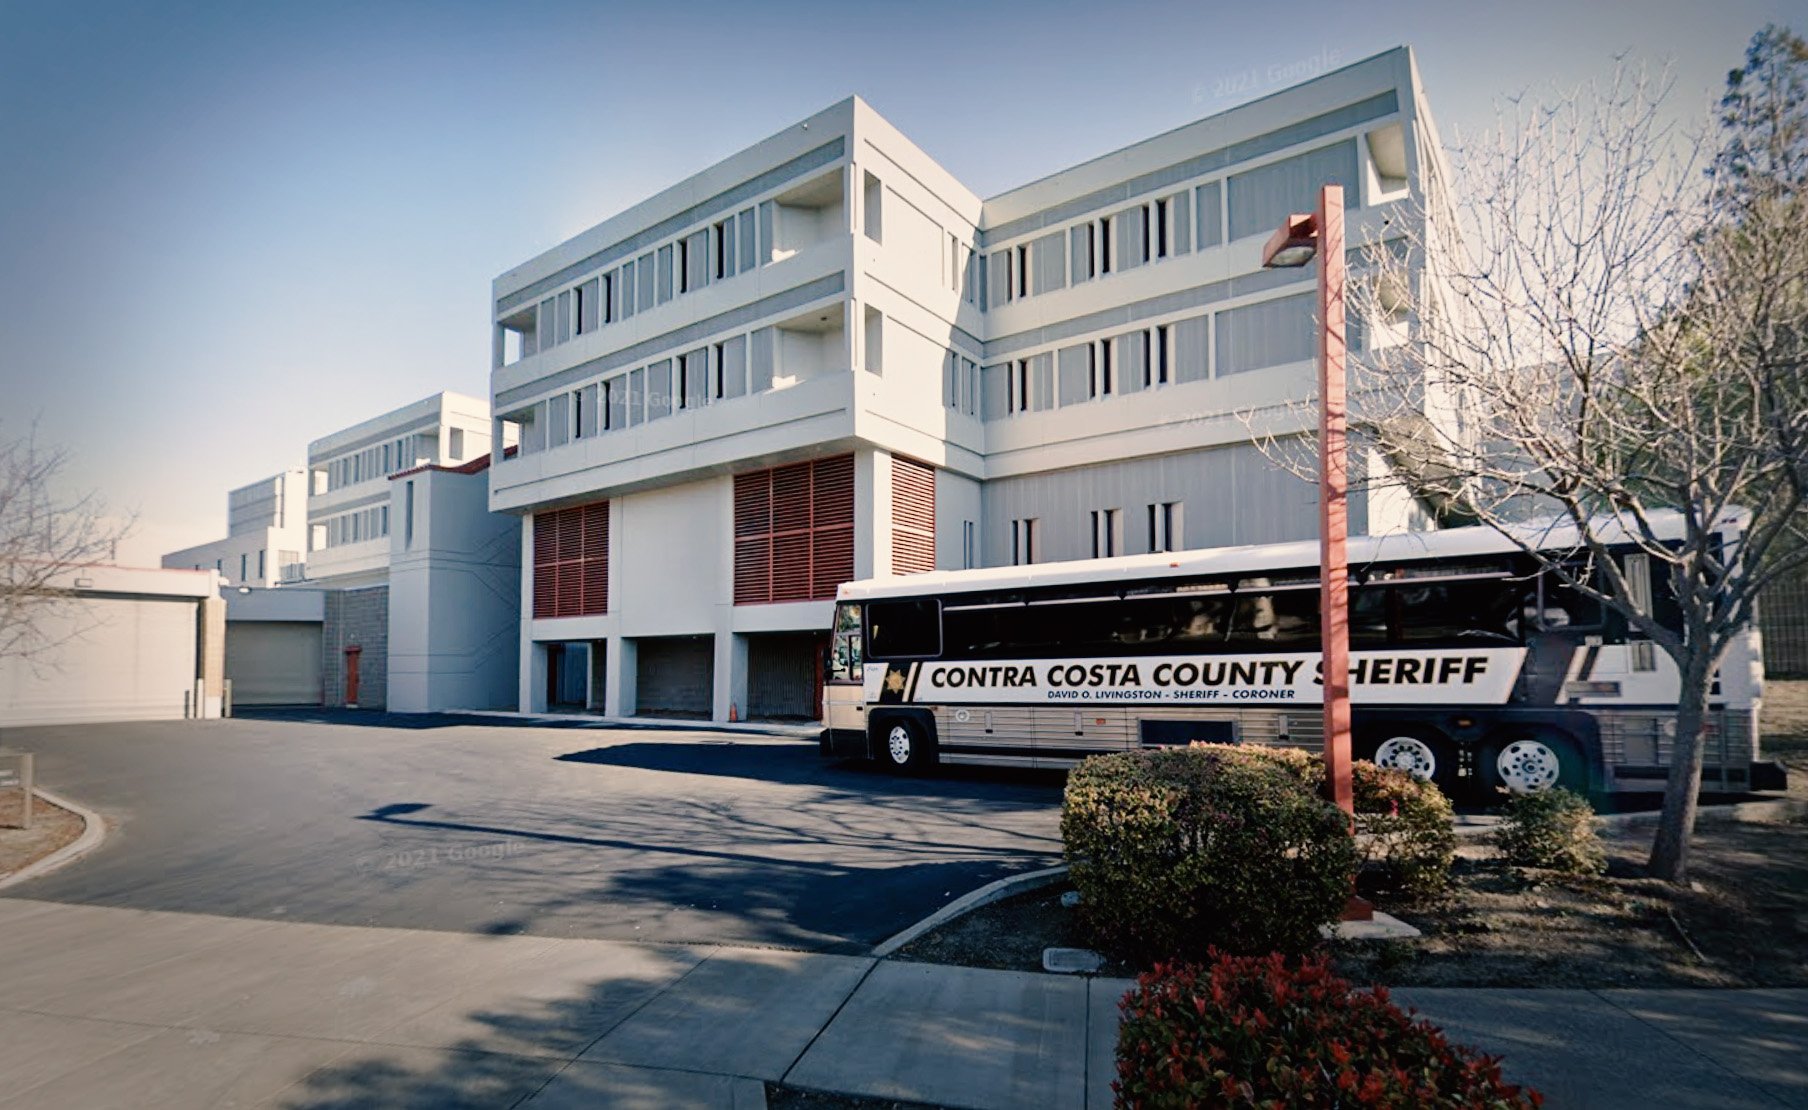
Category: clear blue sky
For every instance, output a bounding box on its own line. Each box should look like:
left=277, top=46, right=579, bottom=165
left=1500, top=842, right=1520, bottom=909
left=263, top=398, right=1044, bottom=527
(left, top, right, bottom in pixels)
left=0, top=0, right=1796, bottom=563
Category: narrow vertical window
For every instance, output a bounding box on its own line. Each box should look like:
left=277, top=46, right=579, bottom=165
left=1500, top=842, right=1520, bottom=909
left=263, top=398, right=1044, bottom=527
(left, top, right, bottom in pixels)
left=863, top=171, right=883, bottom=242
left=405, top=481, right=416, bottom=549
left=1100, top=340, right=1114, bottom=394
left=1155, top=198, right=1169, bottom=259
left=1016, top=245, right=1028, bottom=298
left=962, top=520, right=975, bottom=569
left=1100, top=218, right=1113, bottom=275
left=1156, top=324, right=1170, bottom=384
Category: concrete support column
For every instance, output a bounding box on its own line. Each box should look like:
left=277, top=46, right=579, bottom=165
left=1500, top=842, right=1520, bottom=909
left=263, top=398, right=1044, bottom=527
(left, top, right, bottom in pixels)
left=517, top=511, right=537, bottom=712
left=854, top=448, right=879, bottom=580
left=198, top=595, right=226, bottom=718
left=714, top=631, right=748, bottom=723
left=606, top=635, right=637, bottom=717
left=523, top=642, right=548, bottom=714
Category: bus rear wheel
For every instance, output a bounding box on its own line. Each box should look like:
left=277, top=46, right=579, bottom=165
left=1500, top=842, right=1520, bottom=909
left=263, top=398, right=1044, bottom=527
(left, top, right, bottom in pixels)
left=877, top=718, right=934, bottom=774
left=1484, top=731, right=1588, bottom=796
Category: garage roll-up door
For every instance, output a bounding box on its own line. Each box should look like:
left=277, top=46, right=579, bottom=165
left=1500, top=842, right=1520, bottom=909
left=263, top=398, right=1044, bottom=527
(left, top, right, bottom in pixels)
left=0, top=596, right=197, bottom=726
left=226, top=621, right=323, bottom=706
left=635, top=635, right=713, bottom=718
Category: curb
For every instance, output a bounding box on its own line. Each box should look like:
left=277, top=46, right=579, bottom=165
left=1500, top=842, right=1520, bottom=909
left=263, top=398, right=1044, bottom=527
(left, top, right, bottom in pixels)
left=0, top=788, right=106, bottom=892
left=871, top=864, right=1070, bottom=958
left=1451, top=796, right=1807, bottom=839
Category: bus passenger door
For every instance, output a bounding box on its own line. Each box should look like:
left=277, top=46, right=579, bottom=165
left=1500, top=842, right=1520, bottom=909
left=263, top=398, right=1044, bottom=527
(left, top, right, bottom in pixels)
left=823, top=603, right=868, bottom=751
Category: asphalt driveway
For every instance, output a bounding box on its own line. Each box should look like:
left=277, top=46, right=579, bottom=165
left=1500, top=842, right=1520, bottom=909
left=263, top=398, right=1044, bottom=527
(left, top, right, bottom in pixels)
left=0, top=712, right=1064, bottom=953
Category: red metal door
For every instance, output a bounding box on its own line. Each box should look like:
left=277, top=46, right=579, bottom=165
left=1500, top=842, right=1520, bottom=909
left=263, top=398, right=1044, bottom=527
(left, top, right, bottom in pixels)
left=345, top=646, right=361, bottom=708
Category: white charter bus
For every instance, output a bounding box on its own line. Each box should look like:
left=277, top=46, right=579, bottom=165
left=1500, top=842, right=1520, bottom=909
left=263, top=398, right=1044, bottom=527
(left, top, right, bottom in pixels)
left=820, top=516, right=1784, bottom=798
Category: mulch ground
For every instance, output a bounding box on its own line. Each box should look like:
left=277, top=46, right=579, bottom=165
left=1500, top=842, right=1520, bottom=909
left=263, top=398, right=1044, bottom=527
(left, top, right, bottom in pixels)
left=0, top=791, right=84, bottom=879
left=1333, top=817, right=1808, bottom=988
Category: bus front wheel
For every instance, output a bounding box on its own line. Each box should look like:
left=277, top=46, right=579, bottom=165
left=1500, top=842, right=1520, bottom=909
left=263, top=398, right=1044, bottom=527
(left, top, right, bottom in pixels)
left=877, top=718, right=934, bottom=774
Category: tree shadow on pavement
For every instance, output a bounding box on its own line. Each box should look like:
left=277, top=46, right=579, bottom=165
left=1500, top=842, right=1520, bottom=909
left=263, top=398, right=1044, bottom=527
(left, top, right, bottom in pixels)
left=277, top=944, right=780, bottom=1109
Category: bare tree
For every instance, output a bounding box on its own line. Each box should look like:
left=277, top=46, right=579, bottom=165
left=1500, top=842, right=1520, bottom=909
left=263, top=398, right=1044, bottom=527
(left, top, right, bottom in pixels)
left=1274, top=36, right=1808, bottom=882
left=0, top=424, right=136, bottom=666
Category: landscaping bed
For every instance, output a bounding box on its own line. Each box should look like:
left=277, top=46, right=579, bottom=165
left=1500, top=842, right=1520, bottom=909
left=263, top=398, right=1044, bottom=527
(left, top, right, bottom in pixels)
left=890, top=815, right=1808, bottom=988
left=0, top=791, right=84, bottom=880
left=892, top=882, right=1136, bottom=978
left=891, top=682, right=1808, bottom=989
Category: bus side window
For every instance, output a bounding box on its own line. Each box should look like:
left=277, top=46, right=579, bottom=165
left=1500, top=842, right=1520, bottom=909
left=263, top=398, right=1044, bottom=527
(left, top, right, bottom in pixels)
left=1350, top=586, right=1389, bottom=647
left=1539, top=570, right=1605, bottom=633
left=866, top=598, right=942, bottom=660
left=1229, top=581, right=1319, bottom=646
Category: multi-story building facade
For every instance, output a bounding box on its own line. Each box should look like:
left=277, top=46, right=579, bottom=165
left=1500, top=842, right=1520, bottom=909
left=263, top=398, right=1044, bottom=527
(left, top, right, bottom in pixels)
left=163, top=469, right=308, bottom=588
left=304, top=391, right=494, bottom=588
left=490, top=46, right=1448, bottom=722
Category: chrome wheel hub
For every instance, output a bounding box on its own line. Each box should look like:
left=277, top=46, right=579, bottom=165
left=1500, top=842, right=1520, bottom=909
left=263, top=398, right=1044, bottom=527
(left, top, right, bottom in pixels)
left=1373, top=736, right=1436, bottom=781
left=887, top=725, right=912, bottom=765
left=1497, top=739, right=1562, bottom=793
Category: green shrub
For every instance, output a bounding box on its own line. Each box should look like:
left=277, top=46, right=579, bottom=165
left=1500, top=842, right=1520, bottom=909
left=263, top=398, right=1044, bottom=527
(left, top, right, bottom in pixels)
left=1115, top=952, right=1542, bottom=1108
left=1062, top=744, right=1357, bottom=959
left=1495, top=788, right=1605, bottom=874
left=1352, top=761, right=1457, bottom=901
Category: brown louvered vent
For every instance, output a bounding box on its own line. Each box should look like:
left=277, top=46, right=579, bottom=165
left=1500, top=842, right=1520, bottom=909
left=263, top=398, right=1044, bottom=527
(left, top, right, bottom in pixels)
left=890, top=455, right=936, bottom=575
left=532, top=501, right=609, bottom=618
left=734, top=454, right=854, bottom=604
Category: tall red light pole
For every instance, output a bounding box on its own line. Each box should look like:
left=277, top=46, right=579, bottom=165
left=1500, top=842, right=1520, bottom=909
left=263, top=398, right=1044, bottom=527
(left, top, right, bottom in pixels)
left=1261, top=185, right=1352, bottom=817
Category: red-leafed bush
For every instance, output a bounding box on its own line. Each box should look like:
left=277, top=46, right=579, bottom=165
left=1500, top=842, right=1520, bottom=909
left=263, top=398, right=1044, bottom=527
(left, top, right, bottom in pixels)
left=1115, top=952, right=1542, bottom=1109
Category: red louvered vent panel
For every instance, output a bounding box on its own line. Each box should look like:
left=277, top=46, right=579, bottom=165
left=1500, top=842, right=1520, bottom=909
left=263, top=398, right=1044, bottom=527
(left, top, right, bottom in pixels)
left=581, top=503, right=609, bottom=614
left=734, top=538, right=771, bottom=605
left=890, top=455, right=937, bottom=575
left=533, top=515, right=557, bottom=566
left=733, top=472, right=770, bottom=538
left=770, top=463, right=813, bottom=533
left=812, top=527, right=855, bottom=598
left=532, top=560, right=557, bottom=620
left=533, top=501, right=610, bottom=618
left=812, top=455, right=856, bottom=525
left=732, top=453, right=855, bottom=605
left=770, top=533, right=814, bottom=602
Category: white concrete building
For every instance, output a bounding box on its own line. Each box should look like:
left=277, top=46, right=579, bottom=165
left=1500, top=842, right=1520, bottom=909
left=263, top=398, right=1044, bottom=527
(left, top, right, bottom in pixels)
left=490, top=46, right=1449, bottom=722
left=162, top=469, right=308, bottom=587
left=304, top=391, right=494, bottom=589
left=0, top=565, right=226, bottom=726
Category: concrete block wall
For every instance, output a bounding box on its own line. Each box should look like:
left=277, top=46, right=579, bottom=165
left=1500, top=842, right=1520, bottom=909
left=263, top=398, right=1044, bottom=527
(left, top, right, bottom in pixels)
left=323, top=585, right=389, bottom=709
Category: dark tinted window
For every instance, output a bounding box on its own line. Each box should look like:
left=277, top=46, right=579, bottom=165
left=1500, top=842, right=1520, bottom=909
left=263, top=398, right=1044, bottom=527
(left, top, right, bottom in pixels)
left=942, top=592, right=1236, bottom=659
left=1227, top=583, right=1321, bottom=647
left=1395, top=579, right=1525, bottom=644
left=866, top=599, right=942, bottom=659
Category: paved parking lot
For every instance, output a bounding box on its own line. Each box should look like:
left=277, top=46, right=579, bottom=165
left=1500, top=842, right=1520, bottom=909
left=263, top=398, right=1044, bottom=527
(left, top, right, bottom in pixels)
left=2, top=712, right=1064, bottom=952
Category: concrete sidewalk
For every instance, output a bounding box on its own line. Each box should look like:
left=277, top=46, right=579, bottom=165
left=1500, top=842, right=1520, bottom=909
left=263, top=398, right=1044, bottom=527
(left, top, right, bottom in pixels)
left=1, top=897, right=1803, bottom=1109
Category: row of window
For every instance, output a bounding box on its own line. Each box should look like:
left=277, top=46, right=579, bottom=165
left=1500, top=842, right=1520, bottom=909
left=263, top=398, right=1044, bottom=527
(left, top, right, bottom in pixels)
left=317, top=432, right=442, bottom=494
left=985, top=138, right=1364, bottom=309
left=1009, top=501, right=1186, bottom=566
left=508, top=283, right=1322, bottom=445
left=316, top=505, right=391, bottom=550
left=989, top=292, right=1318, bottom=418
left=506, top=205, right=769, bottom=364
left=511, top=326, right=787, bottom=454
